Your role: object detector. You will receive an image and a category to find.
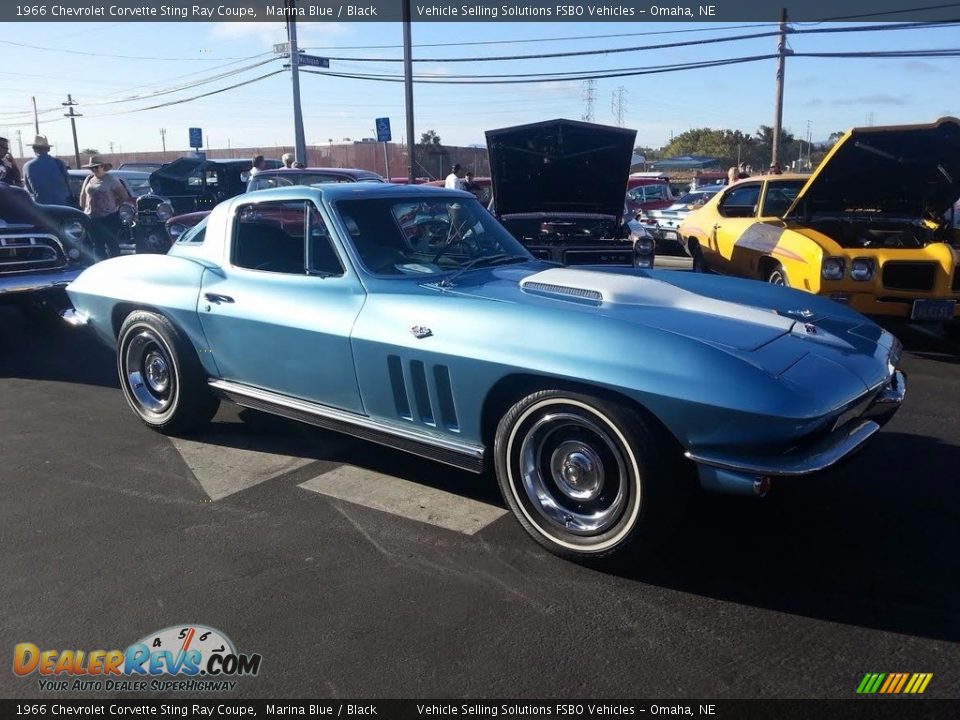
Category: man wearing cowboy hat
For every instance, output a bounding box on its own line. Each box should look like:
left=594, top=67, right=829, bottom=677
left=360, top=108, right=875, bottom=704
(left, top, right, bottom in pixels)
left=79, top=155, right=134, bottom=259
left=23, top=135, right=73, bottom=206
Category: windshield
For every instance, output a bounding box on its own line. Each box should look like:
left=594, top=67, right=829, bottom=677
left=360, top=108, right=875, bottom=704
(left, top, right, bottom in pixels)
left=675, top=191, right=717, bottom=205
left=335, top=196, right=532, bottom=276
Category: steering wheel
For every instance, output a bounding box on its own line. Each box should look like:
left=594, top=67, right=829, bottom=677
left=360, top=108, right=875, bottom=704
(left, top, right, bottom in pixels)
left=430, top=221, right=481, bottom=263
left=408, top=220, right=450, bottom=252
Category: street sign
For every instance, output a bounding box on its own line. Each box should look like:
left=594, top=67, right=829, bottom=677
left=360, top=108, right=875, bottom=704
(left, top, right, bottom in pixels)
left=298, top=54, right=329, bottom=68
left=273, top=42, right=290, bottom=55
left=188, top=127, right=202, bottom=149
left=375, top=117, right=392, bottom=143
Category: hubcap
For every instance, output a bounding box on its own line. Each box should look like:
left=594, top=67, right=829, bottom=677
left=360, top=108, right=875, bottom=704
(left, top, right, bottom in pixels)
left=518, top=411, right=628, bottom=536
left=124, top=330, right=175, bottom=414
left=551, top=442, right=604, bottom=501
left=144, top=352, right=169, bottom=393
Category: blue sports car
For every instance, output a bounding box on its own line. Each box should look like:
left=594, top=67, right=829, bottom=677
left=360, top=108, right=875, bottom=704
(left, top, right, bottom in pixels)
left=63, top=183, right=906, bottom=561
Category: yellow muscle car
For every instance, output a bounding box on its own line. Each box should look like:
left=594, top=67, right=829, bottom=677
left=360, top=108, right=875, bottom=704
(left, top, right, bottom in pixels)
left=678, top=117, right=960, bottom=326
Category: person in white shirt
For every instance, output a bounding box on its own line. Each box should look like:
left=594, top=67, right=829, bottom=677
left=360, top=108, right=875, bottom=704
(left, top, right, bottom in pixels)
left=444, top=163, right=465, bottom=190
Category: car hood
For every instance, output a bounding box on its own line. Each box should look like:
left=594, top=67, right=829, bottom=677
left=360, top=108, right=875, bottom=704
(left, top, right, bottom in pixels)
left=441, top=266, right=894, bottom=393
left=785, top=116, right=960, bottom=219
left=485, top=118, right=636, bottom=219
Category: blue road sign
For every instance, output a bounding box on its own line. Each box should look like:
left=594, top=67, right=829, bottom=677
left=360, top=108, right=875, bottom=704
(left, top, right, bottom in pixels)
left=298, top=54, right=329, bottom=68
left=188, top=127, right=202, bottom=148
left=375, top=117, right=392, bottom=143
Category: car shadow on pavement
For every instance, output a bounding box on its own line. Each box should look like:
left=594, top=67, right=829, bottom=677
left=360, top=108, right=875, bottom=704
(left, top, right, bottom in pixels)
left=880, top=319, right=960, bottom=364
left=608, top=431, right=960, bottom=642
left=0, top=306, right=118, bottom=388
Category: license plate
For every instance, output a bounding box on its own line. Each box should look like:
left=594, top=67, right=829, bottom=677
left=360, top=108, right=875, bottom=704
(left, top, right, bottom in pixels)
left=910, top=299, right=956, bottom=321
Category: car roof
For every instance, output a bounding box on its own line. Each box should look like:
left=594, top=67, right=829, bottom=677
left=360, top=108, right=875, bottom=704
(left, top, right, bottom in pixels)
left=241, top=183, right=475, bottom=203
left=254, top=167, right=381, bottom=179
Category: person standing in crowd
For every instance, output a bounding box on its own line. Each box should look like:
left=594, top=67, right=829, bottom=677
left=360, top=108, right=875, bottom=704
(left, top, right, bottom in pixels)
left=79, top=155, right=133, bottom=259
left=463, top=171, right=477, bottom=195
left=0, top=136, right=23, bottom=186
left=737, top=162, right=751, bottom=179
left=727, top=165, right=739, bottom=185
left=444, top=163, right=465, bottom=190
left=281, top=152, right=294, bottom=168
left=23, top=135, right=73, bottom=206
left=249, top=155, right=265, bottom=176
left=767, top=162, right=782, bottom=175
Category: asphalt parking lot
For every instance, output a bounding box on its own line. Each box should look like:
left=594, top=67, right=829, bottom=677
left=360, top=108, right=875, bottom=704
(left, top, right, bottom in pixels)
left=1, top=304, right=958, bottom=700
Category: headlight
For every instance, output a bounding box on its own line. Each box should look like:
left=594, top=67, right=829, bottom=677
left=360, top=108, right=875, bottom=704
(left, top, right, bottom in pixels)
left=634, top=236, right=655, bottom=255
left=156, top=202, right=174, bottom=221
left=167, top=223, right=187, bottom=241
left=119, top=205, right=135, bottom=224
left=821, top=257, right=845, bottom=281
left=850, top=258, right=874, bottom=281
left=61, top=220, right=85, bottom=242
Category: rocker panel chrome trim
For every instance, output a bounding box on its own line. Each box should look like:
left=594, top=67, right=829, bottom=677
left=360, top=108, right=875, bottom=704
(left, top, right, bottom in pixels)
left=207, top=378, right=485, bottom=473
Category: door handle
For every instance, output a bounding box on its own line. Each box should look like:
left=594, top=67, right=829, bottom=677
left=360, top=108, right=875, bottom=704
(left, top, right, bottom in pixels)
left=204, top=292, right=234, bottom=304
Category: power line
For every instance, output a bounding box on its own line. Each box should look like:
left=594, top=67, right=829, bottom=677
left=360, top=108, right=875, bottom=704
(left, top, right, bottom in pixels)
left=88, top=71, right=284, bottom=116
left=301, top=47, right=960, bottom=85
left=302, top=23, right=781, bottom=50
left=310, top=20, right=959, bottom=64
left=0, top=38, right=259, bottom=62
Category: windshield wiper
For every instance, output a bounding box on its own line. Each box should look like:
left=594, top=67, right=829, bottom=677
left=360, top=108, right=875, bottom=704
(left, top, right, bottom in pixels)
left=439, top=253, right=530, bottom=287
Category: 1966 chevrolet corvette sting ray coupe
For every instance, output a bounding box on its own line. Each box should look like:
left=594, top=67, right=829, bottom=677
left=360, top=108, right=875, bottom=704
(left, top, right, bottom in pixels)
left=63, top=184, right=905, bottom=560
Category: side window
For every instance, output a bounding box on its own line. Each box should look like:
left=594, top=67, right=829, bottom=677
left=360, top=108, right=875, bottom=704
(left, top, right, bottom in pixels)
left=718, top=184, right=761, bottom=218
left=233, top=201, right=308, bottom=274
left=307, top=203, right=344, bottom=277
left=177, top=219, right=207, bottom=245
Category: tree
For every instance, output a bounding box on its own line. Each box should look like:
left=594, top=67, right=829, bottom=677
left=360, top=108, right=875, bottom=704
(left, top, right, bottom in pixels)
left=80, top=148, right=99, bottom=155
left=419, top=130, right=441, bottom=147
left=660, top=128, right=755, bottom=167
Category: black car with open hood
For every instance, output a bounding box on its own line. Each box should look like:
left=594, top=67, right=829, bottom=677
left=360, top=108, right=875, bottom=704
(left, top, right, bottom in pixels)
left=486, top=119, right=653, bottom=267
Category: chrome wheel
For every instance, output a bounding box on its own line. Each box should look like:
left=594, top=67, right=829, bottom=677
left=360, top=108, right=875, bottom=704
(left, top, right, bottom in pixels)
left=123, top=329, right=176, bottom=415
left=514, top=407, right=632, bottom=538
left=768, top=267, right=788, bottom=286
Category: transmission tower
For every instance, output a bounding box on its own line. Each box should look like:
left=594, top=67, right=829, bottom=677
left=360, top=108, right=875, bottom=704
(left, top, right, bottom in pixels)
left=581, top=79, right=596, bottom=122
left=611, top=86, right=627, bottom=127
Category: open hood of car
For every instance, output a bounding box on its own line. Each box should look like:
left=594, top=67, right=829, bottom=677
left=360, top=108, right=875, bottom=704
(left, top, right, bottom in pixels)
left=785, top=116, right=960, bottom=220
left=485, top=119, right=637, bottom=219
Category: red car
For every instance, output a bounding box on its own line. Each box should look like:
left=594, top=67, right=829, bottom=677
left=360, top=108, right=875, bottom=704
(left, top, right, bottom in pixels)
left=424, top=176, right=492, bottom=205
left=624, top=176, right=674, bottom=214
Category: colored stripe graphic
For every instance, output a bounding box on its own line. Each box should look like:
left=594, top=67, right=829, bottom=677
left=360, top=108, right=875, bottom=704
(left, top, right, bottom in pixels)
left=857, top=672, right=932, bottom=694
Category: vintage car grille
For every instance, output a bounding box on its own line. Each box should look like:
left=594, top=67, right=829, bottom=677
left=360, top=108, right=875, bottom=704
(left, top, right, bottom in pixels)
left=0, top=234, right=66, bottom=273
left=881, top=262, right=937, bottom=291
left=563, top=249, right=634, bottom=266
left=952, top=266, right=960, bottom=293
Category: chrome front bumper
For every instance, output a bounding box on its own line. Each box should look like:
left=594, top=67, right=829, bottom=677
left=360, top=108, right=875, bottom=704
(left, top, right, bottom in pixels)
left=0, top=267, right=84, bottom=296
left=688, top=370, right=906, bottom=494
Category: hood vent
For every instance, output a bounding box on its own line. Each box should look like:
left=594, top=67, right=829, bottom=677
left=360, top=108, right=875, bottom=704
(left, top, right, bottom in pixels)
left=521, top=281, right=602, bottom=305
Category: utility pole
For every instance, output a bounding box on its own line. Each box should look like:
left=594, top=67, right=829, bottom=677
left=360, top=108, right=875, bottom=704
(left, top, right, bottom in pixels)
left=771, top=8, right=788, bottom=168
left=160, top=128, right=167, bottom=152
left=402, top=0, right=416, bottom=184
left=581, top=79, right=596, bottom=122
left=286, top=0, right=307, bottom=165
left=611, top=86, right=627, bottom=127
left=31, top=97, right=39, bottom=135
left=62, top=94, right=81, bottom=169
left=15, top=130, right=23, bottom=158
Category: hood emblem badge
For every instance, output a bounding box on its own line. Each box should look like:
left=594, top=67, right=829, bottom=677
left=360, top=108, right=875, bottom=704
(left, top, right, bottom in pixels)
left=804, top=323, right=818, bottom=334
left=410, top=325, right=433, bottom=339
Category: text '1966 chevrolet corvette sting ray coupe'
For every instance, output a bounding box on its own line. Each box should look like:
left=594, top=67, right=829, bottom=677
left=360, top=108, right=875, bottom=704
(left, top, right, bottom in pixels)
left=63, top=183, right=906, bottom=561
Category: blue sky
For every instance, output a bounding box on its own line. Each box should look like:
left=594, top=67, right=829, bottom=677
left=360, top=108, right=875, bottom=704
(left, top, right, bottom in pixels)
left=1, top=20, right=955, bottom=157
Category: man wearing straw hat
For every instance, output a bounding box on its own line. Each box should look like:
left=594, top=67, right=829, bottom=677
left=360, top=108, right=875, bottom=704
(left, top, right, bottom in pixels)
left=23, top=135, right=73, bottom=206
left=79, top=155, right=134, bottom=259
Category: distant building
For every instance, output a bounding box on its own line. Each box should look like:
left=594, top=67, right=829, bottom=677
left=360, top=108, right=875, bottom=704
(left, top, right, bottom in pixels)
left=650, top=155, right=721, bottom=171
